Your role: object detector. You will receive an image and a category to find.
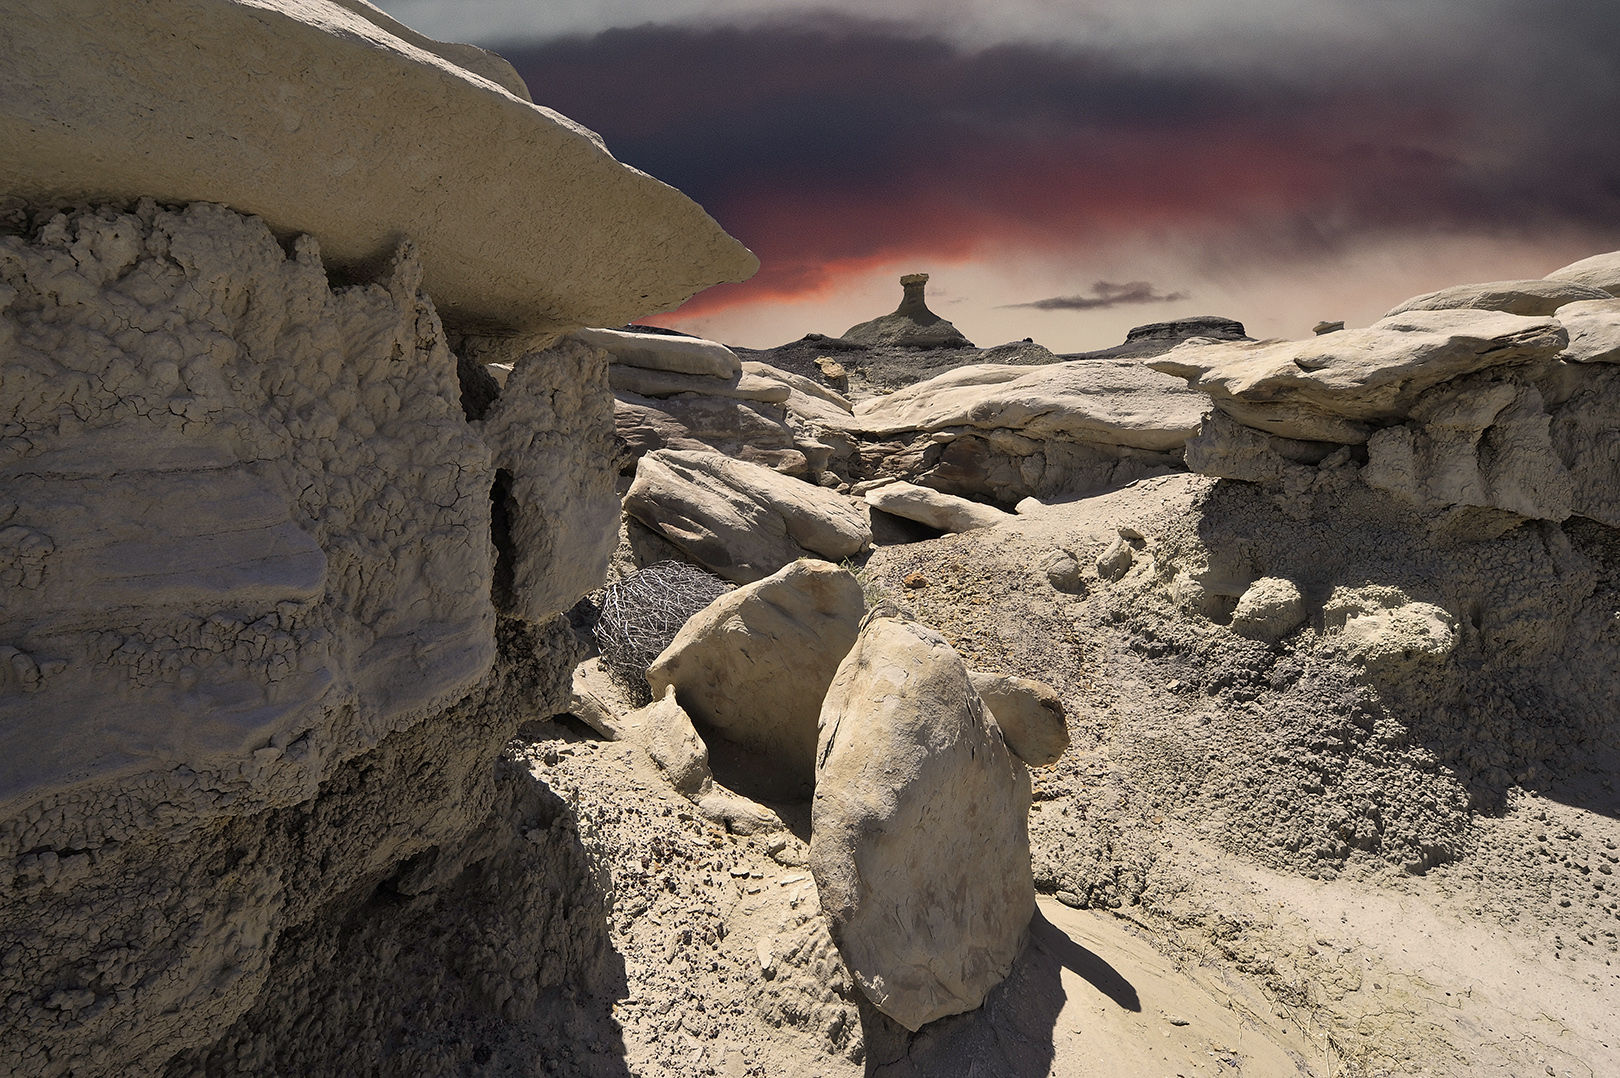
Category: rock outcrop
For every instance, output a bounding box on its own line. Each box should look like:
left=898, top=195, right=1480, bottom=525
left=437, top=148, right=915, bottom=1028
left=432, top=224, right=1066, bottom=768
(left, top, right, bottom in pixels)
left=623, top=450, right=872, bottom=582
left=842, top=273, right=974, bottom=349
left=847, top=358, right=1206, bottom=503
left=811, top=615, right=1035, bottom=1031
left=0, top=6, right=756, bottom=1072
left=0, top=0, right=756, bottom=335
left=1156, top=304, right=1620, bottom=529
left=574, top=326, right=743, bottom=378
left=1383, top=279, right=1611, bottom=318
left=646, top=560, right=866, bottom=793
left=1544, top=248, right=1620, bottom=293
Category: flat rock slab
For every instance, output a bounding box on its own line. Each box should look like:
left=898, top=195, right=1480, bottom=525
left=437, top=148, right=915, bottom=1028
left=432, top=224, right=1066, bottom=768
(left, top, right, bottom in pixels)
left=812, top=616, right=1034, bottom=1031
left=1545, top=249, right=1620, bottom=294
left=1383, top=279, right=1610, bottom=318
left=1149, top=308, right=1567, bottom=442
left=575, top=327, right=742, bottom=378
left=608, top=365, right=790, bottom=403
left=624, top=449, right=871, bottom=583
left=647, top=560, right=865, bottom=792
left=851, top=360, right=1206, bottom=451
left=865, top=481, right=1015, bottom=533
left=0, top=0, right=755, bottom=333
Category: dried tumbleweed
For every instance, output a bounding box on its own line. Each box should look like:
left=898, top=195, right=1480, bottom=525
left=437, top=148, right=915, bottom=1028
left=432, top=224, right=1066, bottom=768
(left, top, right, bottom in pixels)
left=594, top=561, right=733, bottom=703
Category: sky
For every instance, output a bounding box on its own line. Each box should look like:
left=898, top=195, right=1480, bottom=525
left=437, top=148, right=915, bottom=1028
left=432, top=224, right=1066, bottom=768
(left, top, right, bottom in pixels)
left=374, top=0, right=1620, bottom=352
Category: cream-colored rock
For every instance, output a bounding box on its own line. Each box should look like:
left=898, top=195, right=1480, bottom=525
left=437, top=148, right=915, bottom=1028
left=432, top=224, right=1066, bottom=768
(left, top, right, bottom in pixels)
left=969, top=671, right=1070, bottom=766
left=623, top=685, right=711, bottom=797
left=1323, top=586, right=1457, bottom=674
left=624, top=450, right=872, bottom=583
left=1554, top=298, right=1620, bottom=364
left=614, top=391, right=815, bottom=474
left=477, top=337, right=620, bottom=621
left=864, top=481, right=1015, bottom=533
left=1150, top=309, right=1567, bottom=442
left=574, top=326, right=742, bottom=377
left=1230, top=578, right=1308, bottom=643
left=1383, top=279, right=1610, bottom=319
left=646, top=560, right=866, bottom=791
left=0, top=1, right=756, bottom=334
left=742, top=360, right=856, bottom=411
left=812, top=616, right=1034, bottom=1031
left=608, top=364, right=791, bottom=403
left=566, top=657, right=634, bottom=740
left=852, top=359, right=1206, bottom=451
left=1544, top=249, right=1620, bottom=294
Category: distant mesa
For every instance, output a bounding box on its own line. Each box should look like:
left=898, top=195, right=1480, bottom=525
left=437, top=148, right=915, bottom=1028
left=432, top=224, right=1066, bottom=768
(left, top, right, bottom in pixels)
left=842, top=273, right=975, bottom=350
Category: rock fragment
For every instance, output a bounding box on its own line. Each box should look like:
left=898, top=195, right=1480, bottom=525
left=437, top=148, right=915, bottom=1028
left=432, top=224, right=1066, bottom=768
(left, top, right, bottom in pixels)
left=1229, top=578, right=1308, bottom=643
left=812, top=616, right=1034, bottom=1031
left=864, top=481, right=1015, bottom=533
left=574, top=327, right=743, bottom=378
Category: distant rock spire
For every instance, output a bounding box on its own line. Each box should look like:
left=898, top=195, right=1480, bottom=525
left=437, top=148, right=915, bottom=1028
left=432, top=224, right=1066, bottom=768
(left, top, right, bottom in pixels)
left=841, top=272, right=974, bottom=349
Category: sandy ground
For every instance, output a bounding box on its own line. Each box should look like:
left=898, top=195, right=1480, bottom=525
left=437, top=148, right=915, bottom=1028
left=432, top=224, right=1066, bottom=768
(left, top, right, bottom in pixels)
left=530, top=470, right=1619, bottom=1077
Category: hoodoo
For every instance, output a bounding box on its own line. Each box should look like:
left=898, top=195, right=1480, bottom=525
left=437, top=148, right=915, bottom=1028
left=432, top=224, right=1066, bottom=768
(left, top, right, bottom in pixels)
left=842, top=272, right=975, bottom=349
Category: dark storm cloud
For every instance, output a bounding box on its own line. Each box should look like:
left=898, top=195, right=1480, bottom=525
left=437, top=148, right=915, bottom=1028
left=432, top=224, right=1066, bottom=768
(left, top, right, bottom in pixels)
left=498, top=5, right=1620, bottom=312
left=1006, top=282, right=1189, bottom=311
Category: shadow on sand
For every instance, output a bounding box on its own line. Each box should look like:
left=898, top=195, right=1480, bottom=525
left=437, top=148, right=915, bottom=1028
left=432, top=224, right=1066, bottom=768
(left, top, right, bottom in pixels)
left=859, top=907, right=1138, bottom=1077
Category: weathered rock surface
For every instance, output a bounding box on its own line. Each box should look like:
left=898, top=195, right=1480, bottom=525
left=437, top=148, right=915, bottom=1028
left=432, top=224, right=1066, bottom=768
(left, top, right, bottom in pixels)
left=0, top=1, right=756, bottom=334
left=812, top=615, right=1034, bottom=1031
left=1554, top=298, right=1620, bottom=364
left=1151, top=309, right=1568, bottom=443
left=614, top=390, right=815, bottom=474
left=0, top=203, right=611, bottom=1075
left=624, top=684, right=712, bottom=797
left=865, top=481, right=1016, bottom=533
left=1383, top=279, right=1610, bottom=319
left=1543, top=249, right=1620, bottom=294
left=1322, top=585, right=1457, bottom=675
left=1229, top=577, right=1308, bottom=643
left=853, top=359, right=1205, bottom=451
left=624, top=450, right=871, bottom=582
left=969, top=671, right=1070, bottom=767
left=478, top=337, right=621, bottom=621
left=576, top=326, right=743, bottom=378
left=608, top=364, right=791, bottom=402
left=564, top=656, right=634, bottom=740
left=646, top=560, right=866, bottom=791
left=843, top=273, right=973, bottom=349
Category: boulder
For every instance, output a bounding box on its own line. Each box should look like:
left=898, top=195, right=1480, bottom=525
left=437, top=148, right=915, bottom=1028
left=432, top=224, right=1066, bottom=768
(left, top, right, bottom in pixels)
left=623, top=450, right=871, bottom=583
left=575, top=327, right=742, bottom=378
left=968, top=672, right=1069, bottom=766
left=0, top=1, right=755, bottom=334
left=865, top=482, right=1015, bottom=533
left=1383, top=279, right=1610, bottom=319
left=646, top=560, right=866, bottom=791
left=1544, top=249, right=1620, bottom=294
left=1040, top=549, right=1084, bottom=594
left=842, top=273, right=973, bottom=349
left=608, top=365, right=790, bottom=403
left=812, top=616, right=1034, bottom=1031
left=1229, top=578, right=1308, bottom=643
left=1150, top=309, right=1568, bottom=443
left=852, top=359, right=1205, bottom=452
left=1554, top=299, right=1620, bottom=364
left=614, top=392, right=813, bottom=474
